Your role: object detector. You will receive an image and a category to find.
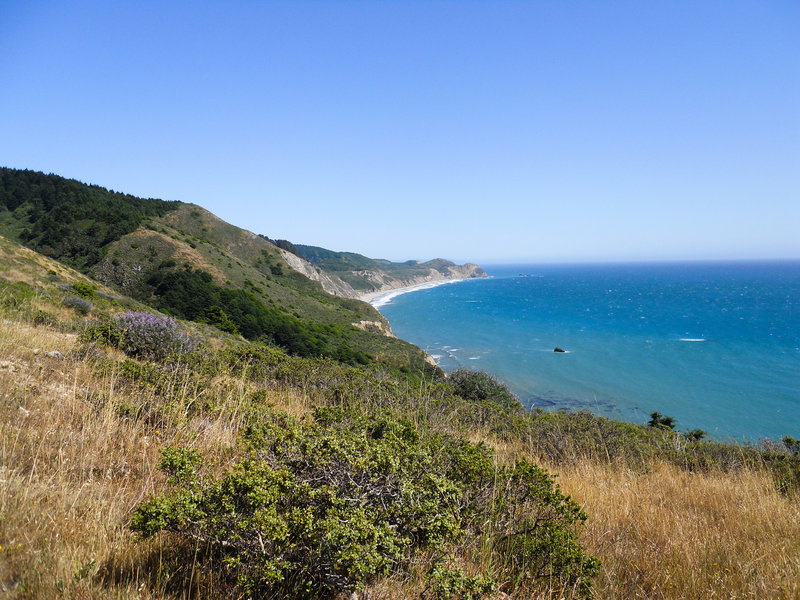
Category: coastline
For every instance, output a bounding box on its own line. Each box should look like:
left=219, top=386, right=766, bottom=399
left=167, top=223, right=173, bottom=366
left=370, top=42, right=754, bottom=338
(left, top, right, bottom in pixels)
left=360, top=278, right=472, bottom=308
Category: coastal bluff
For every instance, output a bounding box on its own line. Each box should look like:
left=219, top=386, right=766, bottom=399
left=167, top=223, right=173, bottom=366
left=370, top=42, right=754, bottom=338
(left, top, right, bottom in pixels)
left=279, top=243, right=487, bottom=300
left=350, top=260, right=487, bottom=298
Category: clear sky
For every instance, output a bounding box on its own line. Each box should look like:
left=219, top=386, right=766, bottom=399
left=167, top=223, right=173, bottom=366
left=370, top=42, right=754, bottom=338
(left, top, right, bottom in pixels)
left=1, top=1, right=798, bottom=264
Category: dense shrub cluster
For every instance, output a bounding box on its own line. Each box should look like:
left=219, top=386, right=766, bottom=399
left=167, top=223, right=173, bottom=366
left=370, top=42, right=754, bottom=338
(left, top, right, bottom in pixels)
left=131, top=408, right=598, bottom=598
left=449, top=368, right=521, bottom=410
left=70, top=281, right=96, bottom=297
left=146, top=267, right=371, bottom=365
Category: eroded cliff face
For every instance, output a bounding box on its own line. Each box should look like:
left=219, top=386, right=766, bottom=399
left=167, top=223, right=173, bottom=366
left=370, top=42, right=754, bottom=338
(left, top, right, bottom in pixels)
left=278, top=250, right=486, bottom=338
left=278, top=249, right=361, bottom=299
left=280, top=249, right=487, bottom=301
left=352, top=263, right=487, bottom=296
left=352, top=320, right=396, bottom=337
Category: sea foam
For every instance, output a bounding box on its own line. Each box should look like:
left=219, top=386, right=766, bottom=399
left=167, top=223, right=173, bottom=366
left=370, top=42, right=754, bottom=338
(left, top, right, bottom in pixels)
left=369, top=279, right=468, bottom=308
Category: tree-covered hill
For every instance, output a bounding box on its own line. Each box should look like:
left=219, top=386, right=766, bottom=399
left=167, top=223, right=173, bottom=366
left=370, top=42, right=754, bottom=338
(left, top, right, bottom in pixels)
left=0, top=167, right=179, bottom=270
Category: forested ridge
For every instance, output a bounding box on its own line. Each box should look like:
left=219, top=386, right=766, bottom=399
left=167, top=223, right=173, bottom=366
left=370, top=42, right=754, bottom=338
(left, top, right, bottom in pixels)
left=295, top=243, right=455, bottom=275
left=0, top=167, right=178, bottom=269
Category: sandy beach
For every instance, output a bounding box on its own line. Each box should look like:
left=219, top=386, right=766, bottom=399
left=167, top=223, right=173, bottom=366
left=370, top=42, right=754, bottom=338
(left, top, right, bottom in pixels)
left=360, top=278, right=471, bottom=308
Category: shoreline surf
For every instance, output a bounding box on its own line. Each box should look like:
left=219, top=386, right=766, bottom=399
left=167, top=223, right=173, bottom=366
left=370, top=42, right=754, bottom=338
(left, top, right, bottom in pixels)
left=360, top=278, right=473, bottom=308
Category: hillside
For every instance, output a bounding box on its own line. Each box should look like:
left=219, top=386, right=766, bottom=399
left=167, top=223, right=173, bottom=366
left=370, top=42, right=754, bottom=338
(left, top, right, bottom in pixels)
left=0, top=168, right=442, bottom=372
left=1, top=232, right=800, bottom=599
left=0, top=168, right=179, bottom=270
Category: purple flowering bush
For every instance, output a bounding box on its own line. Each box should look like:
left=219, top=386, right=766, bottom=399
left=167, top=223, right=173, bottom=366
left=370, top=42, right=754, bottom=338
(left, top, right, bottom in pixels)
left=113, top=311, right=196, bottom=359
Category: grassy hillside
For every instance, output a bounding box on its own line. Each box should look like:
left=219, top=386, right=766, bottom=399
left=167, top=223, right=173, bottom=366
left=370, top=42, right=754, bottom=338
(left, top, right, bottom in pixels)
left=0, top=169, right=433, bottom=373
left=2, top=236, right=800, bottom=599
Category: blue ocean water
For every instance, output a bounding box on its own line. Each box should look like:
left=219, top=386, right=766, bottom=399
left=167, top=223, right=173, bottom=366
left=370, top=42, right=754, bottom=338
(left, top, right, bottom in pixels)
left=377, top=262, right=800, bottom=441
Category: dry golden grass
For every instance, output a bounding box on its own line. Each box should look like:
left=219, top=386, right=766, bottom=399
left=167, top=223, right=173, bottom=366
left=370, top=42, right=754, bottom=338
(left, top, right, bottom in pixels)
left=461, top=430, right=800, bottom=598
left=0, top=235, right=105, bottom=290
left=0, top=322, right=157, bottom=598
left=557, top=460, right=800, bottom=599
left=1, top=317, right=799, bottom=599
left=0, top=319, right=303, bottom=598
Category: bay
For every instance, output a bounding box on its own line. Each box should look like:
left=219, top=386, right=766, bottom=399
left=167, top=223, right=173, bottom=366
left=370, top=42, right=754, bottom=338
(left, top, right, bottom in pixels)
left=376, top=261, right=800, bottom=441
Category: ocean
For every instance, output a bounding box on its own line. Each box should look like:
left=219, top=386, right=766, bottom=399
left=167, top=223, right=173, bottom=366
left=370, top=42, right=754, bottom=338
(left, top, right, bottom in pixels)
left=375, top=261, right=800, bottom=442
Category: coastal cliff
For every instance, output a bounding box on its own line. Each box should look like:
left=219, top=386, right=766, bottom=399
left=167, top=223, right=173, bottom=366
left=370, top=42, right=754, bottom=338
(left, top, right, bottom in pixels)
left=277, top=249, right=488, bottom=302
left=284, top=243, right=487, bottom=299
left=352, top=261, right=486, bottom=299
left=278, top=248, right=361, bottom=299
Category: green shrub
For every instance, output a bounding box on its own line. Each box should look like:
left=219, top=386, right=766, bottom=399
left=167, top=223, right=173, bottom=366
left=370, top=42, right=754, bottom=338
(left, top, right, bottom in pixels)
left=158, top=445, right=202, bottom=485
left=424, top=563, right=495, bottom=600
left=131, top=409, right=597, bottom=598
left=71, top=281, right=96, bottom=297
left=82, top=319, right=124, bottom=348
left=448, top=369, right=521, bottom=410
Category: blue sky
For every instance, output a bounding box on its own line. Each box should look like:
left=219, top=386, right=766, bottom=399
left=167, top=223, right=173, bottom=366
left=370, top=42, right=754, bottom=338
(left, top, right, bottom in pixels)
left=1, top=1, right=798, bottom=263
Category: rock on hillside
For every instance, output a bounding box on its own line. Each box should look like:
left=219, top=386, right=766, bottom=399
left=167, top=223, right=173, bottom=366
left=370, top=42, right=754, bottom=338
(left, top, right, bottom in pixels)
left=278, top=249, right=360, bottom=299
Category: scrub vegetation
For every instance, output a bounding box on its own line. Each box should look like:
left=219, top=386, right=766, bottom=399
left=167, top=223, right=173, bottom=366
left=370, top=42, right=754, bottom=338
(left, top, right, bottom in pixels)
left=1, top=172, right=800, bottom=599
